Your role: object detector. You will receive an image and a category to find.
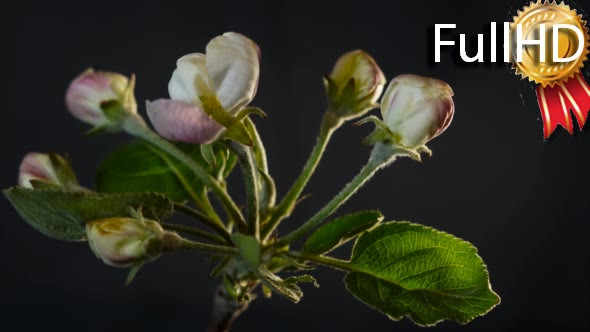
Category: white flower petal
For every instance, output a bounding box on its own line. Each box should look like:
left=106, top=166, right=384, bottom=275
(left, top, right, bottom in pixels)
left=146, top=99, right=223, bottom=144
left=205, top=32, right=260, bottom=113
left=168, top=53, right=208, bottom=105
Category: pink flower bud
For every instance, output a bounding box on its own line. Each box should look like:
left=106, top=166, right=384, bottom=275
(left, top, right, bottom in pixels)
left=65, top=69, right=136, bottom=127
left=86, top=217, right=164, bottom=268
left=328, top=50, right=386, bottom=116
left=380, top=74, right=454, bottom=148
left=18, top=153, right=60, bottom=189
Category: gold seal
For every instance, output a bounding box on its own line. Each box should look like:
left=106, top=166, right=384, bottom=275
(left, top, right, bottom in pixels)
left=510, top=1, right=589, bottom=87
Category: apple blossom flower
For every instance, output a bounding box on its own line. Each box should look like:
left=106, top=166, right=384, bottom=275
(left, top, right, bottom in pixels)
left=326, top=50, right=386, bottom=117
left=86, top=217, right=164, bottom=268
left=147, top=32, right=260, bottom=144
left=65, top=69, right=137, bottom=127
left=380, top=74, right=454, bottom=148
left=18, top=152, right=78, bottom=189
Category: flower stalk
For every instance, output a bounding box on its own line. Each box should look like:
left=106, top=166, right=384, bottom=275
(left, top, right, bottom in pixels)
left=122, top=114, right=247, bottom=231
left=276, top=141, right=399, bottom=246
left=261, top=111, right=342, bottom=241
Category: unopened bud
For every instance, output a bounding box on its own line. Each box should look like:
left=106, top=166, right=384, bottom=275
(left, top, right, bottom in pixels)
left=380, top=74, right=454, bottom=148
left=18, top=152, right=78, bottom=189
left=86, top=217, right=164, bottom=268
left=326, top=50, right=386, bottom=118
left=65, top=69, right=137, bottom=128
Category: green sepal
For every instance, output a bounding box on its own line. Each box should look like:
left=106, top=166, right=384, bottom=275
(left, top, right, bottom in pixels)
left=100, top=99, right=127, bottom=124
left=48, top=153, right=79, bottom=189
left=199, top=95, right=254, bottom=146
left=223, top=122, right=254, bottom=146
left=236, top=107, right=267, bottom=121
left=125, top=264, right=143, bottom=286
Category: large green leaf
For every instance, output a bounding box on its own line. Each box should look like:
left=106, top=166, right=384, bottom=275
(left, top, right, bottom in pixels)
left=303, top=210, right=383, bottom=255
left=344, top=222, right=499, bottom=326
left=3, top=187, right=173, bottom=241
left=96, top=141, right=235, bottom=202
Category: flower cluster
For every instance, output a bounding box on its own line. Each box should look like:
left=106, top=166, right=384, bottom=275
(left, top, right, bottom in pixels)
left=3, top=31, right=487, bottom=332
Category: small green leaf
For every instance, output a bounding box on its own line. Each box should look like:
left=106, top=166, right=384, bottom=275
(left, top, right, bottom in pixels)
left=200, top=144, right=217, bottom=168
left=231, top=234, right=260, bottom=267
left=303, top=210, right=383, bottom=255
left=223, top=274, right=239, bottom=300
left=343, top=222, right=500, bottom=326
left=255, top=265, right=303, bottom=303
left=284, top=274, right=319, bottom=288
left=3, top=187, right=173, bottom=241
left=96, top=141, right=210, bottom=202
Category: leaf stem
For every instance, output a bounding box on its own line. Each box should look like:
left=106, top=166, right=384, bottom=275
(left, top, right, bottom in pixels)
left=276, top=142, right=398, bottom=246
left=174, top=203, right=232, bottom=243
left=226, top=141, right=260, bottom=239
left=261, top=112, right=342, bottom=241
left=286, top=252, right=353, bottom=272
left=123, top=115, right=247, bottom=230
left=162, top=222, right=227, bottom=245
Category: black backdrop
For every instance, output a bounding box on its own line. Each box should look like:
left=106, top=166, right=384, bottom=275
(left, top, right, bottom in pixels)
left=6, top=1, right=590, bottom=331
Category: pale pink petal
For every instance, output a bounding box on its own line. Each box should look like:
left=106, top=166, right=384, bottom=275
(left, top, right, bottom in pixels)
left=146, top=99, right=223, bottom=144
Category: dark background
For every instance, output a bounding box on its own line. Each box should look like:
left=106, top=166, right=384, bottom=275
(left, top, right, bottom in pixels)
left=7, top=0, right=590, bottom=331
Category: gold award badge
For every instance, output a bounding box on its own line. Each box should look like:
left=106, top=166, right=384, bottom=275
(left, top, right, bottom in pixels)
left=509, top=1, right=590, bottom=138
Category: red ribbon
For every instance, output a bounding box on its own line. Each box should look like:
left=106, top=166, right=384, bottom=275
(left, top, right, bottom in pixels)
left=536, top=74, right=590, bottom=139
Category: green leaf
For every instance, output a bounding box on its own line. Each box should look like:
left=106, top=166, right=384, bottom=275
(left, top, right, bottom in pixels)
left=96, top=141, right=213, bottom=202
left=284, top=274, right=320, bottom=288
left=255, top=265, right=304, bottom=303
left=231, top=233, right=260, bottom=267
left=343, top=222, right=500, bottom=326
left=3, top=187, right=173, bottom=241
left=303, top=210, right=384, bottom=255
left=200, top=143, right=217, bottom=168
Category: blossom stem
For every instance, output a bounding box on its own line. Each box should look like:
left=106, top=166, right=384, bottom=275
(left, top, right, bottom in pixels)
left=261, top=112, right=343, bottom=241
left=276, top=142, right=397, bottom=246
left=122, top=115, right=247, bottom=230
left=163, top=233, right=238, bottom=255
left=162, top=222, right=227, bottom=245
left=226, top=141, right=260, bottom=239
left=174, top=203, right=232, bottom=243
left=145, top=144, right=224, bottom=226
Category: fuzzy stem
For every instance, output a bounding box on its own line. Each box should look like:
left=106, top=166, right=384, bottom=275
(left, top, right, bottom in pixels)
left=276, top=142, right=398, bottom=246
left=122, top=115, right=246, bottom=230
left=162, top=222, right=226, bottom=245
left=207, top=285, right=249, bottom=332
left=226, top=141, right=260, bottom=239
left=261, top=112, right=343, bottom=241
left=174, top=203, right=232, bottom=243
left=287, top=252, right=353, bottom=271
left=163, top=233, right=238, bottom=255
